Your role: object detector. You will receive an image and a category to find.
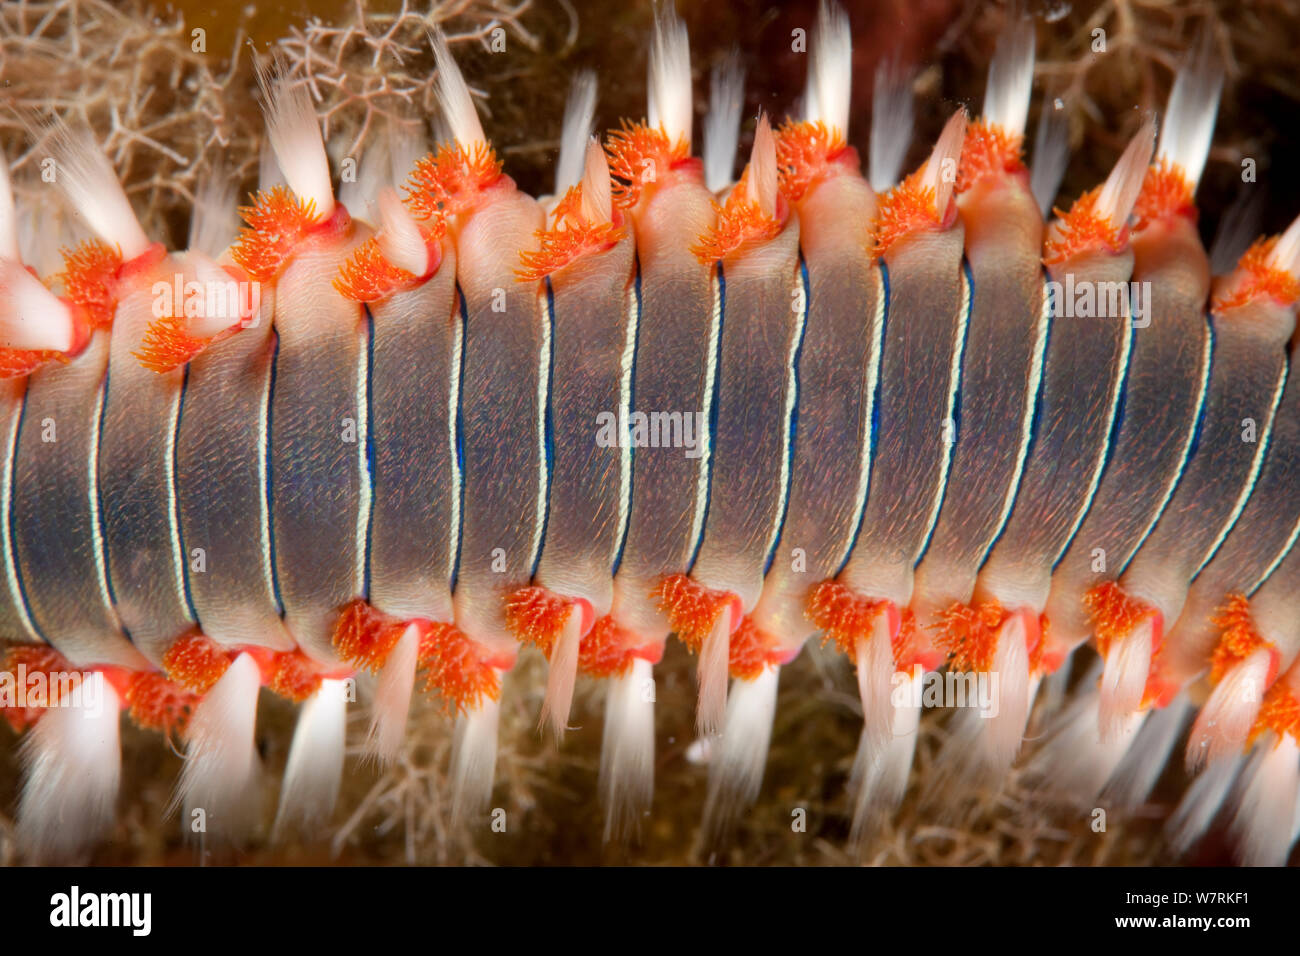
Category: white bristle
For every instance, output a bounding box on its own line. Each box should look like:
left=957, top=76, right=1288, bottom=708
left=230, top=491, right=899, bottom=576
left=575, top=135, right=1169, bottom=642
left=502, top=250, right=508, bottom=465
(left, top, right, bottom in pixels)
left=1208, top=188, right=1265, bottom=275
left=1155, top=30, right=1224, bottom=191
left=255, top=59, right=335, bottom=220
left=17, top=677, right=121, bottom=862
left=540, top=604, right=583, bottom=740
left=982, top=19, right=1035, bottom=140
left=1026, top=678, right=1147, bottom=804
left=273, top=678, right=348, bottom=839
left=1185, top=647, right=1273, bottom=771
left=0, top=259, right=78, bottom=351
left=869, top=58, right=915, bottom=193
left=855, top=612, right=898, bottom=760
left=600, top=657, right=655, bottom=840
left=745, top=113, right=778, bottom=220
left=386, top=123, right=428, bottom=186
left=1030, top=96, right=1070, bottom=218
left=1102, top=694, right=1191, bottom=808
left=174, top=652, right=262, bottom=843
left=982, top=614, right=1031, bottom=773
left=647, top=2, right=693, bottom=148
left=343, top=122, right=428, bottom=227
left=1095, top=117, right=1156, bottom=227
left=181, top=250, right=253, bottom=338
left=1166, top=749, right=1242, bottom=854
left=924, top=626, right=1033, bottom=810
left=922, top=705, right=985, bottom=811
left=450, top=693, right=499, bottom=822
left=376, top=187, right=430, bottom=278
left=703, top=51, right=744, bottom=193
left=920, top=110, right=967, bottom=220
left=849, top=687, right=921, bottom=846
left=0, top=155, right=18, bottom=261
left=1034, top=653, right=1073, bottom=722
left=701, top=665, right=780, bottom=840
left=258, top=137, right=287, bottom=192
left=556, top=71, right=598, bottom=196
left=366, top=623, right=419, bottom=764
left=431, top=31, right=487, bottom=150
left=430, top=113, right=454, bottom=153
left=16, top=191, right=75, bottom=278
left=188, top=167, right=239, bottom=258
left=579, top=138, right=614, bottom=224
left=1098, top=614, right=1155, bottom=740
left=1231, top=735, right=1300, bottom=866
left=1266, top=210, right=1300, bottom=277
left=48, top=123, right=150, bottom=260
left=696, top=604, right=732, bottom=737
left=337, top=132, right=391, bottom=225
left=806, top=1, right=852, bottom=137
left=925, top=702, right=982, bottom=801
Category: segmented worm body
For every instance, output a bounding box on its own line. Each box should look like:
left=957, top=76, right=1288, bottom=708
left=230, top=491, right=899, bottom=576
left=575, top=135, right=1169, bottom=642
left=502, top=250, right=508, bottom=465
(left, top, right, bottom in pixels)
left=1, top=3, right=1298, bottom=866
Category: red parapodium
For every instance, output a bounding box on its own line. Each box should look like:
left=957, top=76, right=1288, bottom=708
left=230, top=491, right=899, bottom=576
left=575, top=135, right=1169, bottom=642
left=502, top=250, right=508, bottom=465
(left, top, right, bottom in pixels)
left=956, top=119, right=1024, bottom=193
left=654, top=573, right=738, bottom=653
left=1083, top=581, right=1159, bottom=658
left=1212, top=236, right=1300, bottom=312
left=1043, top=187, right=1127, bottom=265
left=605, top=121, right=690, bottom=209
left=1208, top=594, right=1276, bottom=685
left=416, top=623, right=500, bottom=715
left=516, top=186, right=625, bottom=280
left=230, top=186, right=321, bottom=282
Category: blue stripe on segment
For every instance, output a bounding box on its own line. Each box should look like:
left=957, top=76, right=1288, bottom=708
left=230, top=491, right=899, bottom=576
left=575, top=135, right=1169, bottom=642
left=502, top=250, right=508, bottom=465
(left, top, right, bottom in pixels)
left=980, top=272, right=1055, bottom=566
left=362, top=304, right=377, bottom=599
left=95, top=362, right=132, bottom=642
left=7, top=388, right=45, bottom=644
left=1117, top=310, right=1214, bottom=578
left=266, top=330, right=286, bottom=616
left=610, top=260, right=643, bottom=576
left=835, top=259, right=889, bottom=577
left=764, top=256, right=810, bottom=575
left=450, top=286, right=468, bottom=594
left=1052, top=302, right=1135, bottom=570
left=174, top=362, right=200, bottom=624
left=916, top=257, right=974, bottom=565
left=531, top=278, right=557, bottom=579
left=686, top=262, right=725, bottom=573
